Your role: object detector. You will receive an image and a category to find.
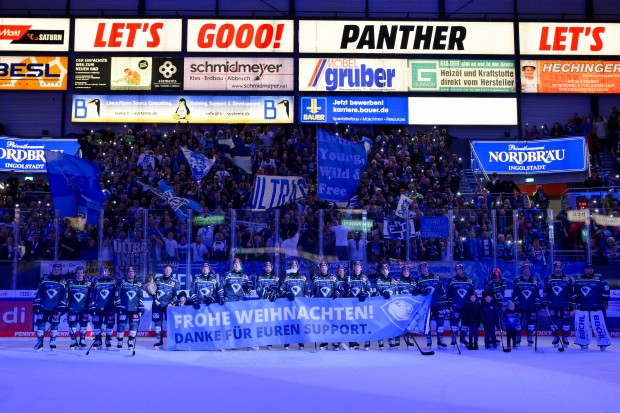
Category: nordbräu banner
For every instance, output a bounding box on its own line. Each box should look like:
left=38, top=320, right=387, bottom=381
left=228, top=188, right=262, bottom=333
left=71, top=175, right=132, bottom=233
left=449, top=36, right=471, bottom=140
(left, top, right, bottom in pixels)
left=316, top=128, right=367, bottom=202
left=251, top=175, right=308, bottom=210
left=166, top=295, right=431, bottom=351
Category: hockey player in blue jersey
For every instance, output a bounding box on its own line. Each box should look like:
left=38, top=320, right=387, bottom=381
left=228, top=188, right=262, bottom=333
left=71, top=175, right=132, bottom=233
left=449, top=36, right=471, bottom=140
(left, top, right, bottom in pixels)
left=395, top=264, right=417, bottom=349
left=511, top=261, right=541, bottom=347
left=415, top=261, right=447, bottom=348
left=446, top=263, right=475, bottom=347
left=152, top=264, right=180, bottom=348
left=485, top=267, right=507, bottom=307
left=375, top=263, right=398, bottom=349
left=33, top=263, right=67, bottom=351
left=114, top=267, right=144, bottom=349
left=66, top=266, right=90, bottom=349
left=347, top=260, right=371, bottom=350
left=256, top=261, right=279, bottom=302
left=573, top=263, right=611, bottom=350
left=332, top=263, right=349, bottom=351
left=89, top=266, right=117, bottom=350
left=221, top=258, right=253, bottom=303
left=190, top=262, right=220, bottom=308
left=280, top=260, right=308, bottom=350
left=542, top=261, right=574, bottom=346
left=312, top=260, right=339, bottom=350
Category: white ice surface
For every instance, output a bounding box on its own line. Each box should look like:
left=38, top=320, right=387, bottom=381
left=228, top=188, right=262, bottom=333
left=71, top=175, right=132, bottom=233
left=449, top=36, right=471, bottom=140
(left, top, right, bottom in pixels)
left=1, top=337, right=619, bottom=413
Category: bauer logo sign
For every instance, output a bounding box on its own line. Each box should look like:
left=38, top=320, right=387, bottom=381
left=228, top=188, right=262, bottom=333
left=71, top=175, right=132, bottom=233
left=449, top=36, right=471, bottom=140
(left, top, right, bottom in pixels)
left=299, top=21, right=514, bottom=54
left=0, top=18, right=69, bottom=51
left=0, top=56, right=68, bottom=90
left=187, top=20, right=294, bottom=52
left=74, top=19, right=182, bottom=51
left=519, top=23, right=620, bottom=55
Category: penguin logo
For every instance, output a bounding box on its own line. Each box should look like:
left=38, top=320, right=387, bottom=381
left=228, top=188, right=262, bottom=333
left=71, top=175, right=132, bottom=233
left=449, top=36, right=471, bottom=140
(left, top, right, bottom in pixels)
left=580, top=287, right=591, bottom=297
left=88, top=99, right=101, bottom=117
left=276, top=99, right=290, bottom=118
left=231, top=283, right=242, bottom=294
left=99, top=290, right=110, bottom=300
left=46, top=289, right=58, bottom=300
left=199, top=288, right=209, bottom=298
left=552, top=286, right=563, bottom=296
left=320, top=287, right=330, bottom=297
left=521, top=290, right=532, bottom=300
left=173, top=98, right=191, bottom=123
left=126, top=291, right=137, bottom=300
left=291, top=286, right=302, bottom=296
left=73, top=292, right=85, bottom=303
left=457, top=288, right=468, bottom=299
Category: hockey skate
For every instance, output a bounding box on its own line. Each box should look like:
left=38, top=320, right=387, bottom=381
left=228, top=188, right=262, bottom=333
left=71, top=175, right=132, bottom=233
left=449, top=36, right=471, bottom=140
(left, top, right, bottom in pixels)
left=117, top=339, right=124, bottom=349
left=437, top=338, right=447, bottom=349
left=562, top=337, right=570, bottom=346
left=426, top=337, right=433, bottom=347
left=266, top=345, right=272, bottom=350
left=105, top=339, right=112, bottom=350
left=78, top=339, right=87, bottom=349
left=49, top=339, right=57, bottom=350
left=34, top=339, right=44, bottom=352
left=364, top=343, right=370, bottom=351
left=93, top=336, right=103, bottom=350
left=127, top=338, right=135, bottom=348
left=153, top=340, right=164, bottom=348
left=319, top=344, right=328, bottom=351
left=551, top=336, right=560, bottom=346
left=70, top=339, right=79, bottom=350
left=599, top=345, right=608, bottom=351
left=580, top=345, right=589, bottom=350
left=298, top=344, right=304, bottom=350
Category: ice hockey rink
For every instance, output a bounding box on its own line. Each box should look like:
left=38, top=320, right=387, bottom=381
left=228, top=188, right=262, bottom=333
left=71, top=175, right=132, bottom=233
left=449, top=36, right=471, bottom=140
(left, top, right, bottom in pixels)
left=1, top=337, right=618, bottom=413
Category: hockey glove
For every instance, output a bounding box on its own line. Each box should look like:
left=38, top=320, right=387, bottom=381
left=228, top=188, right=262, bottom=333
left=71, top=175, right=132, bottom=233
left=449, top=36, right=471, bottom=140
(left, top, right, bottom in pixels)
left=193, top=301, right=201, bottom=310
left=268, top=294, right=276, bottom=303
left=138, top=308, right=145, bottom=316
left=420, top=287, right=431, bottom=296
left=219, top=297, right=226, bottom=306
left=88, top=308, right=97, bottom=317
left=33, top=304, right=42, bottom=314
left=382, top=290, right=392, bottom=299
left=358, top=292, right=367, bottom=302
left=287, top=292, right=296, bottom=301
left=333, top=290, right=341, bottom=299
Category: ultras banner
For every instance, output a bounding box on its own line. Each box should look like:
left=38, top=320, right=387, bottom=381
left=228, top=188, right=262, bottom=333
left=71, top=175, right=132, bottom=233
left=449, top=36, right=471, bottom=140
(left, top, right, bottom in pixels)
left=166, top=295, right=432, bottom=351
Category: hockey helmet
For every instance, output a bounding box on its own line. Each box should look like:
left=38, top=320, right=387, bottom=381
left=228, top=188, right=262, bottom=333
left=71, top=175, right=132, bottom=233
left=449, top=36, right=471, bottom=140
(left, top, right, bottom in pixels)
left=52, top=263, right=62, bottom=270
left=553, top=260, right=563, bottom=269
left=379, top=262, right=390, bottom=272
left=319, top=259, right=328, bottom=269
left=584, top=262, right=594, bottom=269
left=455, top=263, right=464, bottom=271
left=202, top=262, right=211, bottom=269
left=232, top=258, right=243, bottom=270
left=418, top=261, right=428, bottom=269
left=99, top=266, right=109, bottom=277
left=75, top=266, right=85, bottom=273
left=491, top=268, right=501, bottom=278
left=264, top=261, right=273, bottom=270
left=290, top=260, right=299, bottom=269
left=353, top=260, right=363, bottom=268
left=126, top=266, right=136, bottom=276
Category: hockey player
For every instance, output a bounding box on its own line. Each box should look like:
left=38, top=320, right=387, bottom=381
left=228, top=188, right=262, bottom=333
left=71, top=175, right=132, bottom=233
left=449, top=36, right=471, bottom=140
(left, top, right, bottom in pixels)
left=332, top=263, right=348, bottom=351
left=280, top=260, right=308, bottom=350
left=395, top=264, right=417, bottom=349
left=221, top=258, right=253, bottom=303
left=152, top=264, right=180, bottom=348
left=446, top=263, right=475, bottom=347
left=256, top=261, right=279, bottom=302
left=66, top=266, right=91, bottom=349
left=190, top=262, right=219, bottom=308
left=542, top=261, right=574, bottom=346
left=511, top=261, right=541, bottom=347
left=114, top=267, right=144, bottom=349
left=415, top=261, right=447, bottom=348
left=573, top=263, right=611, bottom=350
left=346, top=260, right=371, bottom=350
left=375, top=263, right=398, bottom=349
left=89, top=266, right=117, bottom=350
left=485, top=268, right=507, bottom=307
left=311, top=260, right=339, bottom=350
left=33, top=263, right=67, bottom=351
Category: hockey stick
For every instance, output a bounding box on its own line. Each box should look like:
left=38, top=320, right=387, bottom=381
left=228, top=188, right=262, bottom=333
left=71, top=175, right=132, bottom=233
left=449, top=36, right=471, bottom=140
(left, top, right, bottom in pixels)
left=453, top=331, right=462, bottom=354
left=499, top=326, right=511, bottom=353
left=543, top=306, right=565, bottom=352
left=409, top=335, right=435, bottom=356
left=85, top=335, right=98, bottom=355
left=534, top=314, right=543, bottom=353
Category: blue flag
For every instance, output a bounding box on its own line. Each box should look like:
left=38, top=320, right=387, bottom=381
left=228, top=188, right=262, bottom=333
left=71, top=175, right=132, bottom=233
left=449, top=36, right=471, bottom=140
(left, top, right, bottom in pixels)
left=138, top=180, right=201, bottom=222
left=44, top=151, right=103, bottom=225
left=216, top=134, right=252, bottom=174
left=316, top=129, right=367, bottom=202
left=181, top=148, right=216, bottom=183
left=166, top=295, right=431, bottom=351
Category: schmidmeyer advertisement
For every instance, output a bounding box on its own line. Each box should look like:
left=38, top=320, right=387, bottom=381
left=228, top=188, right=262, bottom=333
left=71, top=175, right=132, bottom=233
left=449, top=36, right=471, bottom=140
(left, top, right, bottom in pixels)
left=299, top=21, right=514, bottom=54
left=187, top=20, right=294, bottom=52
left=0, top=18, right=70, bottom=52
left=519, top=23, right=620, bottom=55
left=470, top=137, right=588, bottom=174
left=184, top=57, right=294, bottom=91
left=0, top=56, right=68, bottom=90
left=0, top=138, right=80, bottom=172
left=74, top=19, right=182, bottom=52
left=71, top=95, right=294, bottom=124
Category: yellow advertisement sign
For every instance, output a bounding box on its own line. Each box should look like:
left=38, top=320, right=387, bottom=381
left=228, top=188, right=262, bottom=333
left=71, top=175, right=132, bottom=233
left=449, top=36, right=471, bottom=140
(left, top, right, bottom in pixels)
left=0, top=56, right=68, bottom=90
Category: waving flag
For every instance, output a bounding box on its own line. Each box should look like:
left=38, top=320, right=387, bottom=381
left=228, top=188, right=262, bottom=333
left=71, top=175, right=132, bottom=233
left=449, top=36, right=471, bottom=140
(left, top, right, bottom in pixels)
left=216, top=134, right=252, bottom=174
left=44, top=151, right=103, bottom=225
left=181, top=148, right=216, bottom=183
left=138, top=180, right=201, bottom=222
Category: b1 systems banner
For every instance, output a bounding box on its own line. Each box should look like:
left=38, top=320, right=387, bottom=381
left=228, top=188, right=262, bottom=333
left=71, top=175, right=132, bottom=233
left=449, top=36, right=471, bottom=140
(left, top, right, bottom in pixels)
left=185, top=57, right=294, bottom=91
left=408, top=60, right=515, bottom=92
left=520, top=59, right=620, bottom=94
left=0, top=18, right=70, bottom=52
left=519, top=23, right=620, bottom=55
left=74, top=19, right=182, bottom=52
left=74, top=57, right=183, bottom=91
left=166, top=295, right=431, bottom=351
left=72, top=95, right=293, bottom=124
left=0, top=138, right=80, bottom=172
left=300, top=96, right=408, bottom=124
left=470, top=137, right=587, bottom=174
left=299, top=21, right=514, bottom=54
left=0, top=56, right=68, bottom=90
left=187, top=20, right=294, bottom=52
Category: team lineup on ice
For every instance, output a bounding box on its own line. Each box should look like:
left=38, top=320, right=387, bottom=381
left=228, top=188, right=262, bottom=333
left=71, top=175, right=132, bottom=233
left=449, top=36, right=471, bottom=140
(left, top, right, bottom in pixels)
left=29, top=258, right=612, bottom=354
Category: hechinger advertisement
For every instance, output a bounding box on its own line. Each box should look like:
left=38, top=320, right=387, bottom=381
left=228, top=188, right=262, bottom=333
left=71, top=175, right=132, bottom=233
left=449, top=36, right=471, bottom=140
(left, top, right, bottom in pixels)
left=0, top=137, right=80, bottom=172
left=520, top=59, right=620, bottom=94
left=71, top=95, right=294, bottom=124
left=470, top=137, right=587, bottom=174
left=166, top=295, right=432, bottom=351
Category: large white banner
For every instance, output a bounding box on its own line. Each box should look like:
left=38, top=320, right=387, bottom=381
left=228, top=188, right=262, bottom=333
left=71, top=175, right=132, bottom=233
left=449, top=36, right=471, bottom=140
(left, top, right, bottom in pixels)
left=187, top=20, right=294, bottom=52
left=408, top=97, right=517, bottom=125
left=74, top=19, right=182, bottom=51
left=251, top=175, right=307, bottom=210
left=519, top=23, right=620, bottom=55
left=0, top=18, right=70, bottom=51
left=184, top=57, right=294, bottom=91
left=299, top=21, right=514, bottom=54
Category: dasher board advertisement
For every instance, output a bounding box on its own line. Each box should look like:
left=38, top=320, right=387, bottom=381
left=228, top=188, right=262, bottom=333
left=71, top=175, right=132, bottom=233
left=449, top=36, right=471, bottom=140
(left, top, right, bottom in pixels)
left=184, top=57, right=294, bottom=91
left=0, top=56, right=68, bottom=90
left=73, top=57, right=183, bottom=90
left=0, top=18, right=70, bottom=51
left=520, top=59, right=620, bottom=94
left=519, top=22, right=620, bottom=55
left=0, top=137, right=80, bottom=172
left=71, top=95, right=294, bottom=124
left=187, top=20, right=294, bottom=52
left=299, top=21, right=514, bottom=54
left=74, top=19, right=182, bottom=52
